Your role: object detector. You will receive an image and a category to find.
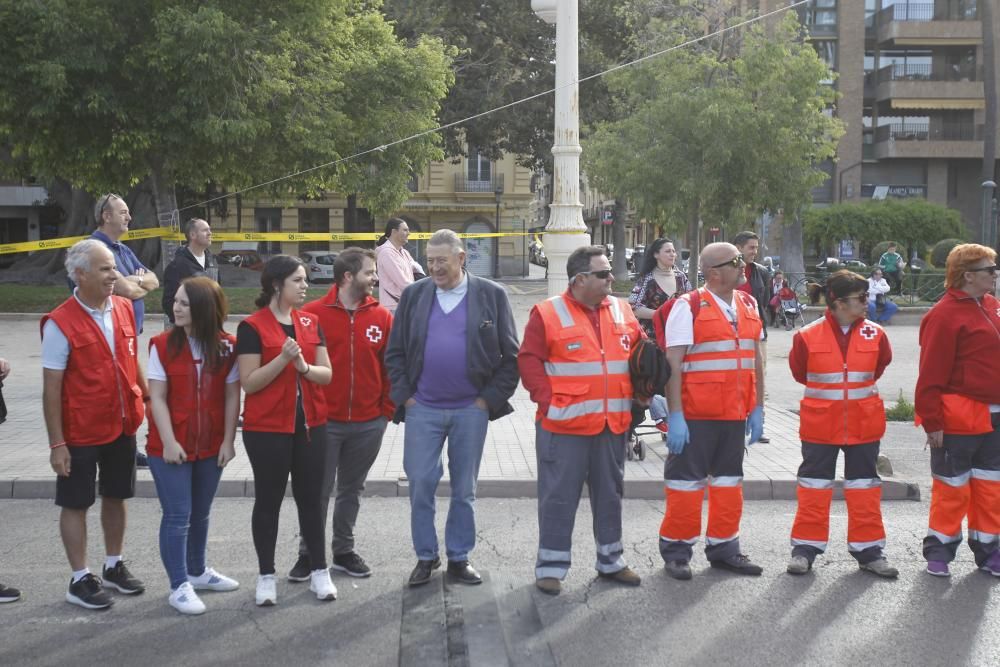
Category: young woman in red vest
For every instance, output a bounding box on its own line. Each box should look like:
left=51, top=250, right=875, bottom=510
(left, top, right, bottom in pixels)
left=147, top=277, right=241, bottom=614
left=236, top=255, right=334, bottom=606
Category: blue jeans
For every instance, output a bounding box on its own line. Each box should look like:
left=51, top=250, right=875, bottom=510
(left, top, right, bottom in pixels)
left=148, top=455, right=224, bottom=589
left=403, top=402, right=489, bottom=562
left=867, top=300, right=897, bottom=324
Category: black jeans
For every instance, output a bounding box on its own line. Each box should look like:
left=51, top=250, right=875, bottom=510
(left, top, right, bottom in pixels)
left=244, top=421, right=328, bottom=575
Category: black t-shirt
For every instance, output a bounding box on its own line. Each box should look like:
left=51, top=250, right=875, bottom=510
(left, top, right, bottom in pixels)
left=235, top=320, right=326, bottom=355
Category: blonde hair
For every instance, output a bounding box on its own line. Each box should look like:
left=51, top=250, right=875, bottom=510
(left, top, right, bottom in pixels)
left=945, top=243, right=997, bottom=289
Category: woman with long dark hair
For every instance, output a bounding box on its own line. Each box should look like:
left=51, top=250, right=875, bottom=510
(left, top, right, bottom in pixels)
left=375, top=217, right=416, bottom=312
left=629, top=238, right=692, bottom=339
left=236, top=255, right=334, bottom=606
left=147, top=277, right=241, bottom=615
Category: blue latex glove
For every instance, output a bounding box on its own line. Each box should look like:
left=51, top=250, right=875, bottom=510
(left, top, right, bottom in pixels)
left=746, top=406, right=765, bottom=445
left=666, top=411, right=690, bottom=455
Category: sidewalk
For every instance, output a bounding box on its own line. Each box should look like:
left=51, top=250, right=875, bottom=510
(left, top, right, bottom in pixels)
left=0, top=282, right=922, bottom=501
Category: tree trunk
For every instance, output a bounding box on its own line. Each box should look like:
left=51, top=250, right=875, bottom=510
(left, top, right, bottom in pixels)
left=4, top=178, right=92, bottom=281
left=148, top=159, right=179, bottom=274
left=126, top=178, right=160, bottom=268
left=346, top=193, right=358, bottom=236
left=781, top=209, right=807, bottom=290
left=981, top=0, right=997, bottom=246
left=686, top=200, right=700, bottom=288
left=611, top=198, right=628, bottom=280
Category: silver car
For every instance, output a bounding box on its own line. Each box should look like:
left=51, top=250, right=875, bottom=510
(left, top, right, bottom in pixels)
left=300, top=251, right=337, bottom=283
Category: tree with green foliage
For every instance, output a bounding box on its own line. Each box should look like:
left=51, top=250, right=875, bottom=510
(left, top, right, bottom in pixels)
left=582, top=5, right=843, bottom=286
left=0, top=0, right=453, bottom=268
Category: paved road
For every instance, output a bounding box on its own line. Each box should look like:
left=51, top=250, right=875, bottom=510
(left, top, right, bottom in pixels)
left=0, top=497, right=996, bottom=666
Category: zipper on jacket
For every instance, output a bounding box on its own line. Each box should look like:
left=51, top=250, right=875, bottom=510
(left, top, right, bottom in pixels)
left=348, top=312, right=356, bottom=421
left=193, top=354, right=202, bottom=461
left=843, top=362, right=849, bottom=446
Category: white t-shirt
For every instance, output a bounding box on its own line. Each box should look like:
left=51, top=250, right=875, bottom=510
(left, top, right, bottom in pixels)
left=664, top=289, right=763, bottom=347
left=147, top=338, right=240, bottom=384
left=192, top=252, right=206, bottom=268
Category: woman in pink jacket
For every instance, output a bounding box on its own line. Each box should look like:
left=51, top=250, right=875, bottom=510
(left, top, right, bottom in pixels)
left=375, top=218, right=417, bottom=312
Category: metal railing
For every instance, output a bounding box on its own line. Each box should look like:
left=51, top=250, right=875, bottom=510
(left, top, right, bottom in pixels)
left=877, top=2, right=977, bottom=22
left=454, top=173, right=504, bottom=193
left=874, top=122, right=983, bottom=142
left=876, top=63, right=982, bottom=83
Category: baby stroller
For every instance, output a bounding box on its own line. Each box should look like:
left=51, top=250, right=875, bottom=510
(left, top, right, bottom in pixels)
left=627, top=395, right=669, bottom=461
left=771, top=286, right=804, bottom=330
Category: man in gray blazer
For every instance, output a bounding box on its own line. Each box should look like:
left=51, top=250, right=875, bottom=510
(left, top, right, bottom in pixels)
left=385, top=229, right=520, bottom=588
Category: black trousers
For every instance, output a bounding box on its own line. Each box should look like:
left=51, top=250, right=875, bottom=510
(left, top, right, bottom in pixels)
left=244, top=420, right=328, bottom=575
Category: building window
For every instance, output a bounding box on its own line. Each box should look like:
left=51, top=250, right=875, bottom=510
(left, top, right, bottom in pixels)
left=298, top=208, right=330, bottom=253
left=467, top=149, right=492, bottom=185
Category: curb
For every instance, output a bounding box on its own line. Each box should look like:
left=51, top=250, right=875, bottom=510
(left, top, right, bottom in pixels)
left=0, top=476, right=921, bottom=501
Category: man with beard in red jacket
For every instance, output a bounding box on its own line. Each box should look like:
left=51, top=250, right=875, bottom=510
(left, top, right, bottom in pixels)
left=286, top=248, right=394, bottom=581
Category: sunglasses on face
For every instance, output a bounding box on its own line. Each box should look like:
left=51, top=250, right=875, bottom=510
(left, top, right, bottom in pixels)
left=838, top=293, right=869, bottom=303
left=710, top=255, right=746, bottom=269
left=967, top=265, right=999, bottom=275
left=580, top=269, right=613, bottom=279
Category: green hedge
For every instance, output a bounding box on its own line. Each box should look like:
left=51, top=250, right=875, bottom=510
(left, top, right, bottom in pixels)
left=930, top=238, right=965, bottom=268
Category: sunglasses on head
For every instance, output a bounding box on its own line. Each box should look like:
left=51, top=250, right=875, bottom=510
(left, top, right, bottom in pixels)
left=97, top=193, right=123, bottom=215
left=967, top=265, right=999, bottom=275
left=710, top=255, right=746, bottom=269
left=580, top=269, right=613, bottom=279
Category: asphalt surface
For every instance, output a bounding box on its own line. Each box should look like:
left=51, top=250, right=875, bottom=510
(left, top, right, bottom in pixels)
left=0, top=497, right=997, bottom=666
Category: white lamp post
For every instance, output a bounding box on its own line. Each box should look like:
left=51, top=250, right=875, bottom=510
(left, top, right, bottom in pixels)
left=532, top=0, right=591, bottom=296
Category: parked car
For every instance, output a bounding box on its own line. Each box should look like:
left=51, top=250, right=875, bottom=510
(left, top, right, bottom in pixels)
left=815, top=257, right=869, bottom=274
left=630, top=245, right=645, bottom=272
left=217, top=250, right=264, bottom=270
left=529, top=240, right=547, bottom=267
left=301, top=250, right=338, bottom=283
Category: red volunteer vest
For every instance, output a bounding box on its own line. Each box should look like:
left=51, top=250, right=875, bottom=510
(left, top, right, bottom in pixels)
left=681, top=289, right=761, bottom=421
left=41, top=295, right=145, bottom=446
left=146, top=332, right=238, bottom=460
left=241, top=307, right=327, bottom=433
left=798, top=317, right=886, bottom=445
left=536, top=294, right=641, bottom=436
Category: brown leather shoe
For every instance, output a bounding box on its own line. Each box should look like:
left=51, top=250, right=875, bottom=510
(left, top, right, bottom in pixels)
left=598, top=566, right=641, bottom=586
left=535, top=577, right=561, bottom=595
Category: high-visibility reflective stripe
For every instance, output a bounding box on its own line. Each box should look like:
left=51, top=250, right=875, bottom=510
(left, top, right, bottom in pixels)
left=608, top=297, right=624, bottom=324
left=535, top=566, right=567, bottom=579
left=705, top=533, right=739, bottom=545
left=687, top=339, right=755, bottom=354
left=926, top=528, right=963, bottom=544
left=790, top=538, right=829, bottom=550
left=798, top=477, right=834, bottom=489
left=708, top=476, right=743, bottom=487
left=549, top=296, right=575, bottom=328
left=933, top=472, right=971, bottom=487
left=606, top=361, right=630, bottom=374
left=846, top=371, right=875, bottom=382
left=660, top=535, right=700, bottom=544
left=738, top=338, right=756, bottom=350
left=682, top=359, right=738, bottom=372
left=971, top=468, right=1000, bottom=482
left=848, top=539, right=886, bottom=552
left=596, top=541, right=623, bottom=557
left=547, top=398, right=630, bottom=421
left=968, top=530, right=1000, bottom=544
left=806, top=372, right=843, bottom=383
left=666, top=479, right=707, bottom=491
left=537, top=548, right=572, bottom=563
left=595, top=556, right=626, bottom=573
left=608, top=398, right=632, bottom=412
left=803, top=388, right=842, bottom=400
left=844, top=478, right=882, bottom=490
left=846, top=387, right=878, bottom=399
left=740, top=358, right=756, bottom=370
left=545, top=361, right=605, bottom=376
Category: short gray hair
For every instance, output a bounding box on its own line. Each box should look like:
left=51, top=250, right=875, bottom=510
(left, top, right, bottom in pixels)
left=566, top=245, right=606, bottom=279
left=94, top=193, right=123, bottom=226
left=65, top=239, right=106, bottom=277
left=428, top=229, right=464, bottom=254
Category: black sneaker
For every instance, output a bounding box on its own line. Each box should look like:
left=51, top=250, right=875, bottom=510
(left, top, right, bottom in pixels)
left=135, top=451, right=149, bottom=468
left=66, top=574, right=113, bottom=610
left=102, top=561, right=145, bottom=595
left=287, top=554, right=311, bottom=582
left=0, top=582, right=21, bottom=603
left=332, top=552, right=371, bottom=578
left=710, top=554, right=763, bottom=576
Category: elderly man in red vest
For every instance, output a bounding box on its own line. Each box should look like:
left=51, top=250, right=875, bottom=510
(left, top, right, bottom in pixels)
left=42, top=239, right=148, bottom=610
left=658, top=242, right=765, bottom=580
left=520, top=245, right=644, bottom=595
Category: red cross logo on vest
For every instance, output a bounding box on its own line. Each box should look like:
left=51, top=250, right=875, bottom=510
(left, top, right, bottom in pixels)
left=299, top=315, right=312, bottom=327
left=620, top=334, right=630, bottom=352
left=366, top=325, right=383, bottom=344
left=859, top=324, right=878, bottom=340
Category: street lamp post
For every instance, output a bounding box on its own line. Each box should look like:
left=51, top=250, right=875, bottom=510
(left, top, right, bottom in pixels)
left=982, top=180, right=996, bottom=248
left=494, top=184, right=503, bottom=279
left=532, top=0, right=591, bottom=296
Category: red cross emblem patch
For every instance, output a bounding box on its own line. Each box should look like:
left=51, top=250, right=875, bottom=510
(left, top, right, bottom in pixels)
left=620, top=334, right=630, bottom=352
left=859, top=324, right=878, bottom=340
left=299, top=315, right=312, bottom=327
left=366, top=325, right=383, bottom=344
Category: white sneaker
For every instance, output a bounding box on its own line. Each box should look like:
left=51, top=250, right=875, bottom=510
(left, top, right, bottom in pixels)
left=309, top=569, right=337, bottom=601
left=169, top=582, right=206, bottom=615
left=189, top=567, right=239, bottom=592
left=255, top=574, right=277, bottom=607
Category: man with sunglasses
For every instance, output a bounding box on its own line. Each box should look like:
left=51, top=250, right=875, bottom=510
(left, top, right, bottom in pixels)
left=658, top=242, right=765, bottom=579
left=915, top=244, right=1000, bottom=578
left=786, top=270, right=897, bottom=578
left=519, top=245, right=645, bottom=594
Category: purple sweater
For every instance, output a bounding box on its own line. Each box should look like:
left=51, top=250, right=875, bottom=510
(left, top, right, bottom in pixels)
left=414, top=296, right=479, bottom=408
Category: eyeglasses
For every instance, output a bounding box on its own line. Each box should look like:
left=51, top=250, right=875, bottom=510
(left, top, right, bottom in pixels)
left=838, top=293, right=869, bottom=303
left=710, top=256, right=746, bottom=269
left=967, top=265, right=999, bottom=275
left=580, top=269, right=613, bottom=279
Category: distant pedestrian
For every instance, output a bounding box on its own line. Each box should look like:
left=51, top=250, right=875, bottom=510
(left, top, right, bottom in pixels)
left=285, top=248, right=394, bottom=582
left=0, top=356, right=20, bottom=603
left=915, top=243, right=1000, bottom=578
left=42, top=239, right=147, bottom=610
left=878, top=242, right=905, bottom=295
left=734, top=231, right=772, bottom=443
left=867, top=268, right=897, bottom=324
left=385, top=229, right=519, bottom=588
left=237, top=255, right=335, bottom=605
left=375, top=218, right=416, bottom=313
left=147, top=277, right=241, bottom=615
left=162, top=218, right=219, bottom=324
left=628, top=238, right=691, bottom=339
left=786, top=270, right=898, bottom=578
left=520, top=245, right=644, bottom=595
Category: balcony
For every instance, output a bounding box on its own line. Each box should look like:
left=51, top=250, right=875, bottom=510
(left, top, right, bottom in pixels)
left=454, top=173, right=504, bottom=194
left=875, top=63, right=984, bottom=110
left=872, top=121, right=984, bottom=159
left=876, top=3, right=981, bottom=47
